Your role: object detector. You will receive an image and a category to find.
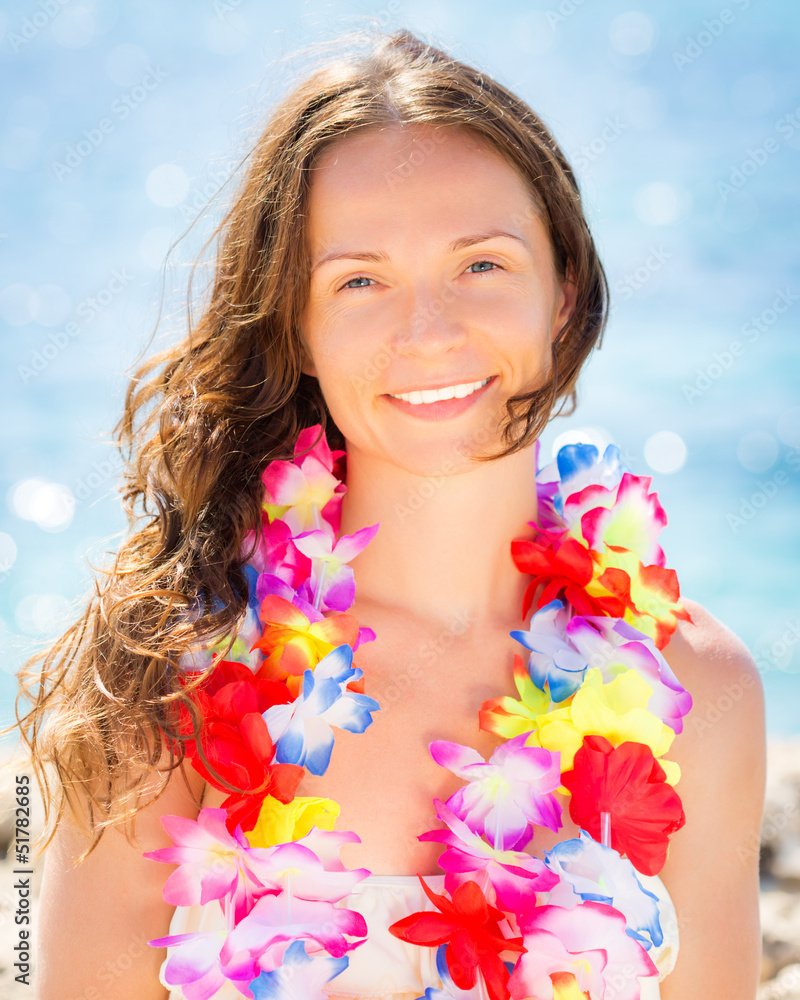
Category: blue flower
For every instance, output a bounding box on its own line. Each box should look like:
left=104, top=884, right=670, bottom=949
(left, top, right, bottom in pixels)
left=250, top=940, right=348, bottom=999
left=544, top=830, right=663, bottom=950
left=244, top=560, right=261, bottom=616
left=263, top=644, right=380, bottom=775
left=510, top=599, right=588, bottom=703
left=538, top=441, right=628, bottom=518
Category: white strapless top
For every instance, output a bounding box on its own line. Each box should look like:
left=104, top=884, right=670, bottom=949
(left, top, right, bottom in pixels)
left=161, top=871, right=679, bottom=999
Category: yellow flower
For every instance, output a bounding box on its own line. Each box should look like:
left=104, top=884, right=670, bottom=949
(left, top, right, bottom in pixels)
left=244, top=795, right=340, bottom=848
left=526, top=667, right=680, bottom=785
left=479, top=654, right=554, bottom=739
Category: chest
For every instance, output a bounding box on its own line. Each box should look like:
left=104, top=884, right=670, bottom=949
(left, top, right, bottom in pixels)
left=296, top=612, right=513, bottom=860
left=202, top=605, right=580, bottom=873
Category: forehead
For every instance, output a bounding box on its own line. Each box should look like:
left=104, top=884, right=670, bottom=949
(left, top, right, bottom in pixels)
left=304, top=124, right=549, bottom=254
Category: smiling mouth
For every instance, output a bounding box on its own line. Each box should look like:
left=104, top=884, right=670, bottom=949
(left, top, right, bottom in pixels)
left=386, top=377, right=493, bottom=405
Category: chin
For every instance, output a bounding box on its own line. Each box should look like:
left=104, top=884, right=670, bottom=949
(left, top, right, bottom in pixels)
left=383, top=421, right=508, bottom=479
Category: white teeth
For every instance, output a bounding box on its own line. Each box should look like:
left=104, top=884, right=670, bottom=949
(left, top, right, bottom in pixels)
left=390, top=377, right=491, bottom=404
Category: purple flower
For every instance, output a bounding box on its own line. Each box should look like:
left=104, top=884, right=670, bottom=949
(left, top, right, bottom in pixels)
left=429, top=734, right=562, bottom=850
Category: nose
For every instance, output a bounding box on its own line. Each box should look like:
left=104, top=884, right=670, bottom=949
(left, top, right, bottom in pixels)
left=392, top=282, right=468, bottom=359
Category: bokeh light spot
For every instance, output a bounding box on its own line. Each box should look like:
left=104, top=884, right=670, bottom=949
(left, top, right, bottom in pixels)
left=0, top=533, right=18, bottom=572
left=9, top=478, right=76, bottom=532
left=15, top=593, right=72, bottom=636
left=634, top=182, right=686, bottom=225
left=51, top=5, right=96, bottom=48
left=737, top=431, right=779, bottom=473
left=644, top=431, right=686, bottom=474
left=610, top=11, right=656, bottom=55
left=146, top=163, right=190, bottom=207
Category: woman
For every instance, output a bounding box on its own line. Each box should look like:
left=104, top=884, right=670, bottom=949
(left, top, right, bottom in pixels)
left=16, top=27, right=765, bottom=1000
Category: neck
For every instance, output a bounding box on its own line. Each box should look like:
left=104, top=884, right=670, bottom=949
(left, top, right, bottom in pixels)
left=338, top=441, right=541, bottom=634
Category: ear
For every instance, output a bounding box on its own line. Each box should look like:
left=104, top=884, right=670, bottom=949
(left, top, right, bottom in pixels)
left=298, top=328, right=318, bottom=377
left=551, top=265, right=579, bottom=345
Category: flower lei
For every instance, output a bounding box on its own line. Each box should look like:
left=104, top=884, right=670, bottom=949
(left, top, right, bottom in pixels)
left=145, top=424, right=693, bottom=1000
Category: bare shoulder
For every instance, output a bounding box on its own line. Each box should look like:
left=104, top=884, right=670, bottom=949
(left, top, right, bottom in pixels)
left=662, top=595, right=766, bottom=745
left=36, top=752, right=206, bottom=999
left=658, top=596, right=767, bottom=844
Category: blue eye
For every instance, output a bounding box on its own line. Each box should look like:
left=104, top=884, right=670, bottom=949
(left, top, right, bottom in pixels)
left=338, top=259, right=500, bottom=292
left=340, top=275, right=375, bottom=290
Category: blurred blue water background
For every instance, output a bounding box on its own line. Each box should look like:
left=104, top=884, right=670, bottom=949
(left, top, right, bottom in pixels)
left=0, top=0, right=798, bottom=742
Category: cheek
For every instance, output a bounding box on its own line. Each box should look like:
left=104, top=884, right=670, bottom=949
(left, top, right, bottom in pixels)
left=301, top=319, right=375, bottom=425
left=494, top=317, right=557, bottom=393
left=305, top=299, right=365, bottom=360
left=307, top=306, right=388, bottom=391
left=499, top=300, right=555, bottom=361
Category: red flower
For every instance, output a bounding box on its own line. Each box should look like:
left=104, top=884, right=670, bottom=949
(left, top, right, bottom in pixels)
left=511, top=530, right=626, bottom=620
left=389, top=877, right=524, bottom=1000
left=179, top=660, right=303, bottom=832
left=561, top=735, right=686, bottom=876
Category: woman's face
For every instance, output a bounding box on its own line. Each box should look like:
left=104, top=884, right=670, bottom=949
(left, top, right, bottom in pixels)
left=299, top=124, right=576, bottom=476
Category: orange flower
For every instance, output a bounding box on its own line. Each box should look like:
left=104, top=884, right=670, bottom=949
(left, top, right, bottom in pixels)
left=251, top=594, right=359, bottom=694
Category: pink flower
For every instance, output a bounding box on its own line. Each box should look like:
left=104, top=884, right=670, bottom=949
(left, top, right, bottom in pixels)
left=563, top=472, right=667, bottom=568
left=430, top=735, right=562, bottom=851
left=419, top=799, right=558, bottom=915
left=261, top=426, right=346, bottom=535
left=293, top=425, right=346, bottom=477
left=508, top=901, right=657, bottom=1000
left=149, top=929, right=254, bottom=1000
left=293, top=827, right=363, bottom=872
left=145, top=807, right=279, bottom=923
left=252, top=839, right=369, bottom=902
left=243, top=514, right=313, bottom=586
left=220, top=894, right=368, bottom=977
left=292, top=525, right=379, bottom=613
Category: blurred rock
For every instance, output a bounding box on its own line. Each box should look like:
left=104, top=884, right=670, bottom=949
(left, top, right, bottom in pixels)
left=760, top=739, right=800, bottom=997
left=761, top=889, right=800, bottom=981
left=761, top=739, right=800, bottom=883
left=760, top=963, right=800, bottom=999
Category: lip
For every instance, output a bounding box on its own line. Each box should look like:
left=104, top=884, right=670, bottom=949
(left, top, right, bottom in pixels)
left=381, top=375, right=497, bottom=421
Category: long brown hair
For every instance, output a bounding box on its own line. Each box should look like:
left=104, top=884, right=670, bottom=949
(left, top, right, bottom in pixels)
left=9, top=26, right=609, bottom=859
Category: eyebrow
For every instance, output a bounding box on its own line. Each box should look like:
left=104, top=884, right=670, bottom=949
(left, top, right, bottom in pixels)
left=310, top=230, right=530, bottom=275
